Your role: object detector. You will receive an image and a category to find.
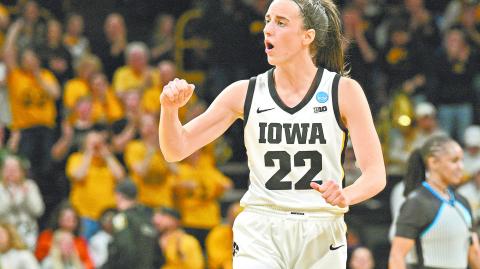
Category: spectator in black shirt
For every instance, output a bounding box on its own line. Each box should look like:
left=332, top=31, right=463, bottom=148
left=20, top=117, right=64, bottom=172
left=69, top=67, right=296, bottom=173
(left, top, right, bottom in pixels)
left=431, top=28, right=478, bottom=141
left=37, top=19, right=73, bottom=85
left=380, top=19, right=427, bottom=102
left=94, top=13, right=126, bottom=81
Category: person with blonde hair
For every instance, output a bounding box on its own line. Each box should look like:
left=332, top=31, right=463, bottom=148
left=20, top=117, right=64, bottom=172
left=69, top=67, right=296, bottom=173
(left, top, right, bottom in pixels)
left=0, top=222, right=40, bottom=268
left=0, top=155, right=44, bottom=249
left=63, top=54, right=102, bottom=112
left=41, top=231, right=84, bottom=269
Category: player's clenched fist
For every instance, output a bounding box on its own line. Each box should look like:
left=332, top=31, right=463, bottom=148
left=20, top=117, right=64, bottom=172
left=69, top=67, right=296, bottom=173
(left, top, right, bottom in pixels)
left=160, top=78, right=195, bottom=109
left=311, top=180, right=350, bottom=208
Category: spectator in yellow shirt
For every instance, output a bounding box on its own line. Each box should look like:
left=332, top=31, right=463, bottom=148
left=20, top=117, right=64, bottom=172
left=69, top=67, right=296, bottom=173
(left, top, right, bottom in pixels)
left=142, top=60, right=197, bottom=121
left=66, top=131, right=125, bottom=239
left=111, top=90, right=142, bottom=163
left=152, top=207, right=204, bottom=269
left=89, top=72, right=124, bottom=125
left=142, top=60, right=175, bottom=115
left=205, top=202, right=242, bottom=269
left=52, top=97, right=102, bottom=162
left=4, top=19, right=60, bottom=186
left=63, top=54, right=102, bottom=112
left=112, top=42, right=161, bottom=97
left=173, top=149, right=233, bottom=250
left=125, top=114, right=175, bottom=208
left=0, top=4, right=9, bottom=49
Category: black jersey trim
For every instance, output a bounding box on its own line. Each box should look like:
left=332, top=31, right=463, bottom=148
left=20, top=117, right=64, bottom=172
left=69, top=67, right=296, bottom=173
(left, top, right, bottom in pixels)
left=332, top=74, right=348, bottom=132
left=340, top=131, right=349, bottom=189
left=243, top=76, right=257, bottom=128
left=267, top=67, right=323, bottom=115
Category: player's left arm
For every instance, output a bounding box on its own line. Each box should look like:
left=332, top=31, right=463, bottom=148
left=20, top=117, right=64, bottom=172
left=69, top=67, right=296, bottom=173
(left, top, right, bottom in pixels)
left=311, top=77, right=386, bottom=207
left=338, top=77, right=386, bottom=205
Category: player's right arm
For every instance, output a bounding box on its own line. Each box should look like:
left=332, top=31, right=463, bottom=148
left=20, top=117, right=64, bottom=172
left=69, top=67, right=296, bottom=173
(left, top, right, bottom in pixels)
left=159, top=78, right=248, bottom=162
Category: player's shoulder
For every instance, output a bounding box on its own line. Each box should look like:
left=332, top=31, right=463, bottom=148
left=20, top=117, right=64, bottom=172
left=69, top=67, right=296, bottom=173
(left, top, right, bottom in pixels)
left=338, top=76, right=362, bottom=93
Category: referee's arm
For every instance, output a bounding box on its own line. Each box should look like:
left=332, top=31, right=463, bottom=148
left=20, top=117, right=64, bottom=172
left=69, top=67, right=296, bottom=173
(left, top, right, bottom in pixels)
left=389, top=237, right=414, bottom=269
left=389, top=196, right=429, bottom=269
left=469, top=232, right=480, bottom=269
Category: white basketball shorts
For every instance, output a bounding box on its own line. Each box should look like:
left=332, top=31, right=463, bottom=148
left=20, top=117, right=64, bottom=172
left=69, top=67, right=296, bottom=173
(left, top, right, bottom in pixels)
left=232, top=206, right=347, bottom=269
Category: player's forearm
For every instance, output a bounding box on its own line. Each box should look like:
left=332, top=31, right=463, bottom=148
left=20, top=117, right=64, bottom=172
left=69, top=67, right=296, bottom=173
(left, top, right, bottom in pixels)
left=344, top=165, right=386, bottom=205
left=159, top=107, right=188, bottom=162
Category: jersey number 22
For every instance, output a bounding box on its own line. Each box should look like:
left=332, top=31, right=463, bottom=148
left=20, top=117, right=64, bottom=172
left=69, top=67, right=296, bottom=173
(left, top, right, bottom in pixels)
left=264, top=150, right=322, bottom=190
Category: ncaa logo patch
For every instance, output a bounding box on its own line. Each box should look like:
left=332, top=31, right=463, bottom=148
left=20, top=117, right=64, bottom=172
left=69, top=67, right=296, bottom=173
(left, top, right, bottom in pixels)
left=316, top=91, right=329, bottom=103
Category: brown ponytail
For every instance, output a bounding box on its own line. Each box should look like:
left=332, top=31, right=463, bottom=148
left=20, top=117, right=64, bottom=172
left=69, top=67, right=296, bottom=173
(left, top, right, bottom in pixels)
left=292, top=0, right=347, bottom=75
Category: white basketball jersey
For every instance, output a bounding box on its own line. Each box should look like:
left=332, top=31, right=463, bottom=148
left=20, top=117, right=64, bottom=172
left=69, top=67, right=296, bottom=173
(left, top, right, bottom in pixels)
left=242, top=68, right=349, bottom=214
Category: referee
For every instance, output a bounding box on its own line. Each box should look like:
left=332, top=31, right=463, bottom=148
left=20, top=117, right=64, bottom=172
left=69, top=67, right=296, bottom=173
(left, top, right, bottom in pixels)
left=389, top=136, right=480, bottom=269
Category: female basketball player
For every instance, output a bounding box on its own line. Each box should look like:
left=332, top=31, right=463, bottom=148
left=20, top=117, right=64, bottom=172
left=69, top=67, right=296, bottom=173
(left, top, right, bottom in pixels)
left=389, top=136, right=480, bottom=268
left=159, top=0, right=386, bottom=268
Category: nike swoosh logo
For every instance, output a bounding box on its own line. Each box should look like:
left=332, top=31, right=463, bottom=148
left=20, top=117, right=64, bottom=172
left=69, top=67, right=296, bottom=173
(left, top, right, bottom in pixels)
left=257, top=107, right=275, bottom=113
left=329, top=244, right=344, bottom=251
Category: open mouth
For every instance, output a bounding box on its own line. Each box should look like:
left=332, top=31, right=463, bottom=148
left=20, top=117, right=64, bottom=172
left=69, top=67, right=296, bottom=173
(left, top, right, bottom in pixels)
left=265, top=41, right=274, bottom=53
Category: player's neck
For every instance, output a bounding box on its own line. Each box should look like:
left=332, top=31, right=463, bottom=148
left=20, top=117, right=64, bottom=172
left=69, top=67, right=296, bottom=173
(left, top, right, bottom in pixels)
left=274, top=58, right=317, bottom=93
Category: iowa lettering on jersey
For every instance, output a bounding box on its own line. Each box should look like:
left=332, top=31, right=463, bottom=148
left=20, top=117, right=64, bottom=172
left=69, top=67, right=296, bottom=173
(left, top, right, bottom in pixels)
left=258, top=122, right=327, bottom=144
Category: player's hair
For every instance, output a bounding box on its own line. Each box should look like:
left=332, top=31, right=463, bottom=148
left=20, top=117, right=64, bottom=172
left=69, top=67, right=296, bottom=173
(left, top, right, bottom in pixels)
left=403, top=135, right=454, bottom=196
left=292, top=0, right=346, bottom=75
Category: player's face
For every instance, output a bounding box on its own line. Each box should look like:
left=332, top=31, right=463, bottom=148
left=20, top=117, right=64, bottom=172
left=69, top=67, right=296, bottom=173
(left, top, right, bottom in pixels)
left=264, top=0, right=309, bottom=66
left=430, top=142, right=464, bottom=187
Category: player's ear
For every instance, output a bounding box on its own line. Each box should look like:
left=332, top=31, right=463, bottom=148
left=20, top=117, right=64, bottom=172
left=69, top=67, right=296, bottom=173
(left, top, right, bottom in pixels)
left=303, top=28, right=315, bottom=46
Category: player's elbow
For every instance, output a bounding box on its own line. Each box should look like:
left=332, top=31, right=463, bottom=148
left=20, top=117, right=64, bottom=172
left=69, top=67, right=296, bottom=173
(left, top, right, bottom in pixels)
left=367, top=165, right=387, bottom=195
left=162, top=152, right=179, bottom=163
left=375, top=166, right=387, bottom=191
left=161, top=149, right=185, bottom=163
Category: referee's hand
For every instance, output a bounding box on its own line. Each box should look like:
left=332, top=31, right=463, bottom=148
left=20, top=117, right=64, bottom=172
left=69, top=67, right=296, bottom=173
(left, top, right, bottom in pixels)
left=311, top=181, right=350, bottom=208
left=160, top=78, right=195, bottom=109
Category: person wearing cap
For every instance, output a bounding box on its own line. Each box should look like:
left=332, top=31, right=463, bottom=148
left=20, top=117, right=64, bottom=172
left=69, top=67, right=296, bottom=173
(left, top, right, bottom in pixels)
left=103, top=180, right=156, bottom=269
left=410, top=102, right=445, bottom=150
left=152, top=206, right=204, bottom=269
left=462, top=125, right=480, bottom=179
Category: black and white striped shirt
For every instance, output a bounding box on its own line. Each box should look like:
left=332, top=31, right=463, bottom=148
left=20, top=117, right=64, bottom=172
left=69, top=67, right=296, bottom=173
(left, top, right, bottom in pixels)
left=395, top=181, right=473, bottom=269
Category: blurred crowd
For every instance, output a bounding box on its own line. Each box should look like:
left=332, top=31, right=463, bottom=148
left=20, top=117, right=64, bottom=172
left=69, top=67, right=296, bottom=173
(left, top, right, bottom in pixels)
left=0, top=0, right=479, bottom=268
